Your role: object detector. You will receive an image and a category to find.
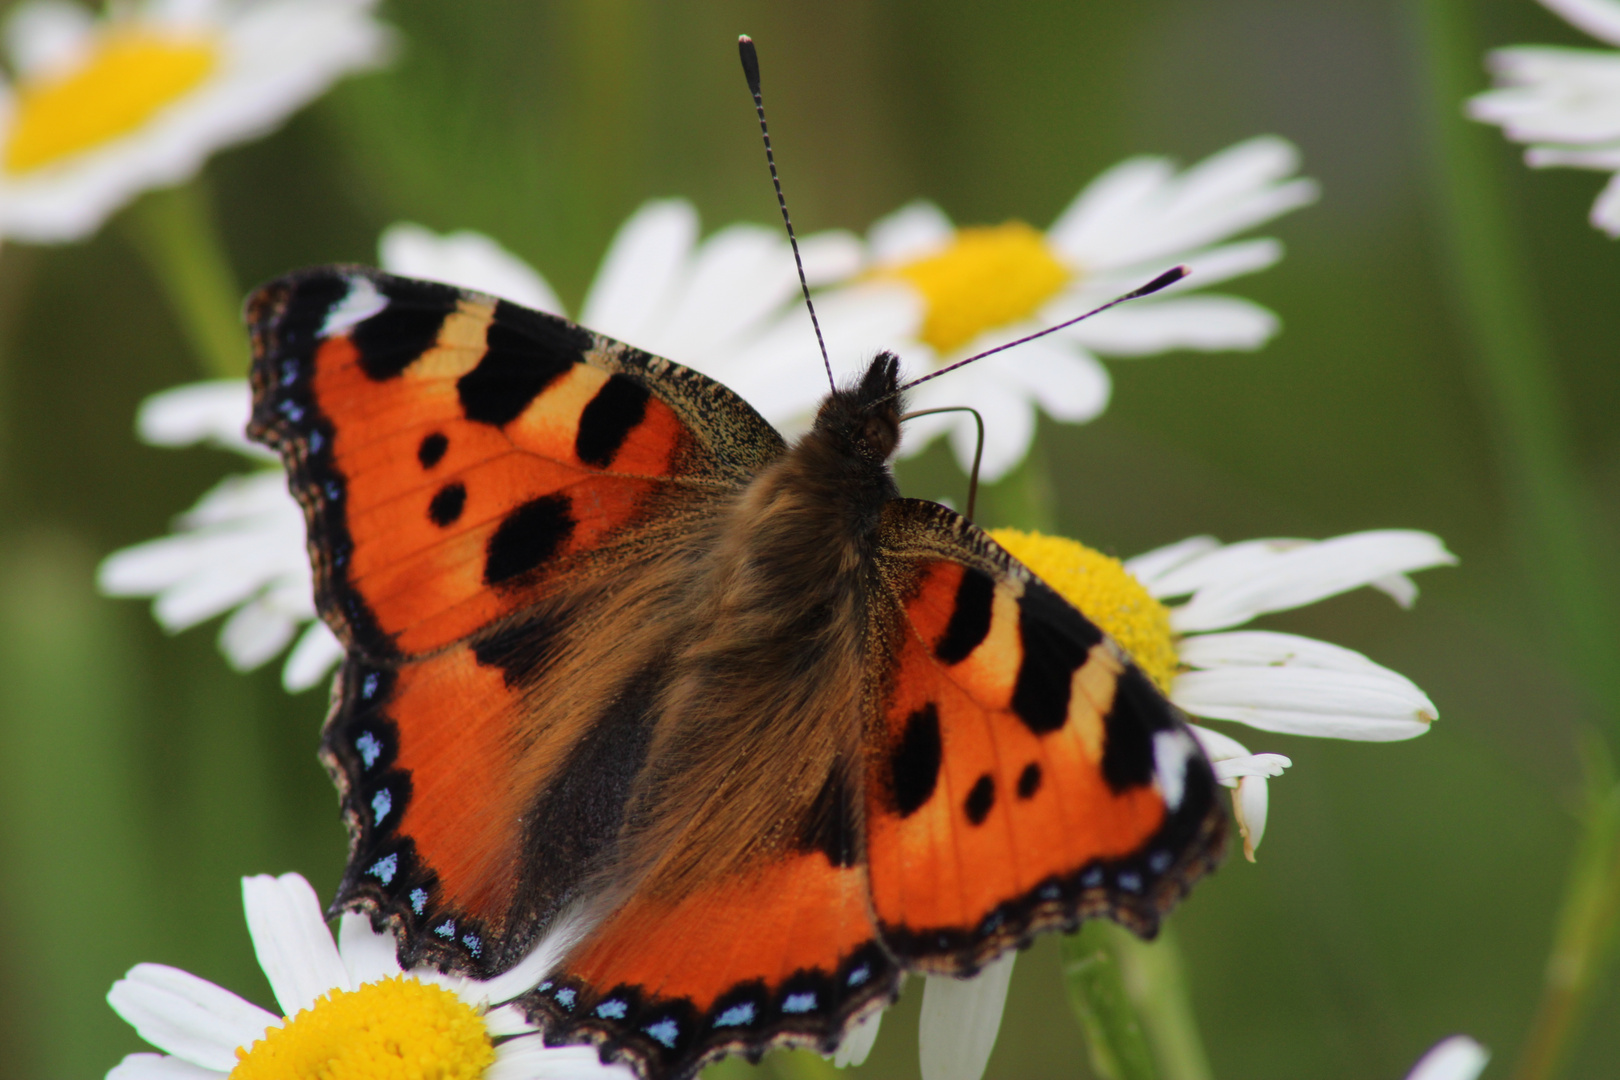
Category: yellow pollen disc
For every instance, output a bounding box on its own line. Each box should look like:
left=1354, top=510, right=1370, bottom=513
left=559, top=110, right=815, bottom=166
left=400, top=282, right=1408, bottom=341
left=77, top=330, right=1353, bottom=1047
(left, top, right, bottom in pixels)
left=4, top=30, right=218, bottom=174
left=230, top=976, right=496, bottom=1080
left=990, top=528, right=1178, bottom=694
left=886, top=221, right=1071, bottom=354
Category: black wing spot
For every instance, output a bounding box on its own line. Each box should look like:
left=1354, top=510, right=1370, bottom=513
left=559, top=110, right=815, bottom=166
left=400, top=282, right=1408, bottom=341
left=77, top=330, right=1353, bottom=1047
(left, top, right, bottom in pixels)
left=1102, top=666, right=1168, bottom=793
left=484, top=495, right=574, bottom=584
left=352, top=277, right=458, bottom=381
left=418, top=432, right=448, bottom=468
left=1011, top=582, right=1103, bottom=735
left=1017, top=761, right=1042, bottom=799
left=964, top=774, right=995, bottom=825
left=576, top=374, right=651, bottom=467
left=428, top=483, right=466, bottom=527
left=935, top=568, right=994, bottom=664
left=891, top=703, right=942, bottom=817
left=458, top=301, right=591, bottom=427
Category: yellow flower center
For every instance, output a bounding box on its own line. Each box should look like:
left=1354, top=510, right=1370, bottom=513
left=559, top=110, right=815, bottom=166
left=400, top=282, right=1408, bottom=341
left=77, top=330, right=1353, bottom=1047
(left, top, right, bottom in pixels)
left=886, top=222, right=1071, bottom=354
left=990, top=528, right=1178, bottom=694
left=4, top=30, right=219, bottom=174
left=230, top=976, right=496, bottom=1080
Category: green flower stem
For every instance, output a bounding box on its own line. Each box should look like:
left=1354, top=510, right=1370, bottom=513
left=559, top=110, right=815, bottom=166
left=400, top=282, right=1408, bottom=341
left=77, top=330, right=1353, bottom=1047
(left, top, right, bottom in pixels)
left=1415, top=2, right=1620, bottom=1078
left=123, top=181, right=247, bottom=380
left=1109, top=923, right=1215, bottom=1080
left=1515, top=736, right=1620, bottom=1080
left=1062, top=923, right=1159, bottom=1080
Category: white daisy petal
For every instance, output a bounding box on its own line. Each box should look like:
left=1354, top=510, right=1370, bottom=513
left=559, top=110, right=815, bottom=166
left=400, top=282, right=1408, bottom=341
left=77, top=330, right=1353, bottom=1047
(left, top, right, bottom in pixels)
left=1047, top=156, right=1178, bottom=263
left=867, top=199, right=955, bottom=264
left=107, top=1052, right=226, bottom=1080
left=1062, top=294, right=1279, bottom=356
left=1233, top=772, right=1271, bottom=860
left=107, top=964, right=277, bottom=1071
left=1527, top=144, right=1620, bottom=170
left=1541, top=0, right=1620, bottom=47
left=1122, top=535, right=1221, bottom=590
left=5, top=1, right=93, bottom=79
left=1187, top=722, right=1253, bottom=763
left=1405, top=1036, right=1491, bottom=1080
left=241, top=873, right=350, bottom=1018
left=579, top=198, right=698, bottom=341
left=281, top=620, right=344, bottom=692
left=1187, top=725, right=1282, bottom=858
left=488, top=1034, right=635, bottom=1080
left=999, top=337, right=1113, bottom=424
left=834, top=1010, right=883, bottom=1068
left=1593, top=168, right=1620, bottom=234
left=797, top=228, right=864, bottom=285
left=134, top=380, right=267, bottom=457
left=1168, top=530, right=1457, bottom=632
left=652, top=223, right=796, bottom=358
left=217, top=596, right=298, bottom=669
left=918, top=953, right=1016, bottom=1080
left=1172, top=665, right=1436, bottom=740
left=483, top=1003, right=538, bottom=1037
left=1139, top=537, right=1304, bottom=603
left=1212, top=753, right=1292, bottom=782
left=337, top=912, right=401, bottom=991
left=378, top=223, right=563, bottom=314
left=1178, top=629, right=1419, bottom=677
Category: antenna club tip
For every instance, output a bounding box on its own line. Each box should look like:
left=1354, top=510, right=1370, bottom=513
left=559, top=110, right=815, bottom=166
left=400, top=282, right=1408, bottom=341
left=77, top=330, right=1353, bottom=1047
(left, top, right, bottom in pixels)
left=1133, top=264, right=1188, bottom=298
left=738, top=35, right=761, bottom=91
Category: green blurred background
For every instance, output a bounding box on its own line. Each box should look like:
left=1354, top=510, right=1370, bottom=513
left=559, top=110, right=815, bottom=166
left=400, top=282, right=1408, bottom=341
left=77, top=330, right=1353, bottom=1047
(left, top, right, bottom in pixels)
left=1, top=1, right=1617, bottom=1077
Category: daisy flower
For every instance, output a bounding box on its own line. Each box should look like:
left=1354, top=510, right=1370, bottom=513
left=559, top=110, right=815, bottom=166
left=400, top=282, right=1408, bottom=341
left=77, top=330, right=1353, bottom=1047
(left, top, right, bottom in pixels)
left=106, top=872, right=626, bottom=1080
left=0, top=0, right=393, bottom=243
left=1468, top=0, right=1620, bottom=236
left=771, top=135, right=1318, bottom=481
left=99, top=203, right=914, bottom=691
left=904, top=525, right=1454, bottom=1080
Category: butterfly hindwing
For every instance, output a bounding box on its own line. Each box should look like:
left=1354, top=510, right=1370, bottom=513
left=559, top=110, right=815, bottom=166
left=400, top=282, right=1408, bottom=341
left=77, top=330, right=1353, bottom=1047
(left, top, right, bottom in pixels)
left=866, top=500, right=1226, bottom=972
left=526, top=844, right=898, bottom=1077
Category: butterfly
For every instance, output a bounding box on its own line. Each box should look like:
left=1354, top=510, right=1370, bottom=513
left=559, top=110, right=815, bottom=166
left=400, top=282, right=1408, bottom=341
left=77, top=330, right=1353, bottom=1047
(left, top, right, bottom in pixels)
left=245, top=264, right=1227, bottom=1080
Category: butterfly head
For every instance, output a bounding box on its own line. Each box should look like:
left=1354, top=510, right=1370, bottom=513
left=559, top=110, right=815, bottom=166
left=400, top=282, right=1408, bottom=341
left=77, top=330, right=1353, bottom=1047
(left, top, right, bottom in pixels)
left=812, top=352, right=904, bottom=464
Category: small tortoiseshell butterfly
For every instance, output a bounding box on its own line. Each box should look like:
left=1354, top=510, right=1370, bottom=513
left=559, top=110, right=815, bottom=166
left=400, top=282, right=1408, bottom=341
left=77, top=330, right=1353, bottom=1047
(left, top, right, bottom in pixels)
left=243, top=39, right=1225, bottom=1080
left=245, top=266, right=1224, bottom=1078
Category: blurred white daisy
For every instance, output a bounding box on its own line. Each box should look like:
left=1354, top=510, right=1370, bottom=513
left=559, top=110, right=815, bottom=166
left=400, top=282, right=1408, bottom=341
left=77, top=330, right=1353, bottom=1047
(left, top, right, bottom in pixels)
left=106, top=872, right=625, bottom=1080
left=1468, top=0, right=1620, bottom=236
left=909, top=527, right=1456, bottom=1080
left=99, top=202, right=913, bottom=691
left=747, top=136, right=1316, bottom=481
left=0, top=0, right=393, bottom=243
left=1405, top=1036, right=1489, bottom=1080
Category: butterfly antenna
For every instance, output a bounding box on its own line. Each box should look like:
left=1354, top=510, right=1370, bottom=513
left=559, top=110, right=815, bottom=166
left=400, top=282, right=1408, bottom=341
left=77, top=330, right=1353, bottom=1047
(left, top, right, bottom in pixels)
left=739, top=35, right=835, bottom=393
left=891, top=265, right=1190, bottom=397
left=900, top=406, right=985, bottom=521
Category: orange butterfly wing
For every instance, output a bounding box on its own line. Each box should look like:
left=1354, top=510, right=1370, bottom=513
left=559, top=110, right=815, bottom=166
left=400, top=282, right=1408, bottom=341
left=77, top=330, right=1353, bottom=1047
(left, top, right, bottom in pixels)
left=248, top=267, right=785, bottom=974
left=865, top=500, right=1225, bottom=971
left=248, top=269, right=1224, bottom=1080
